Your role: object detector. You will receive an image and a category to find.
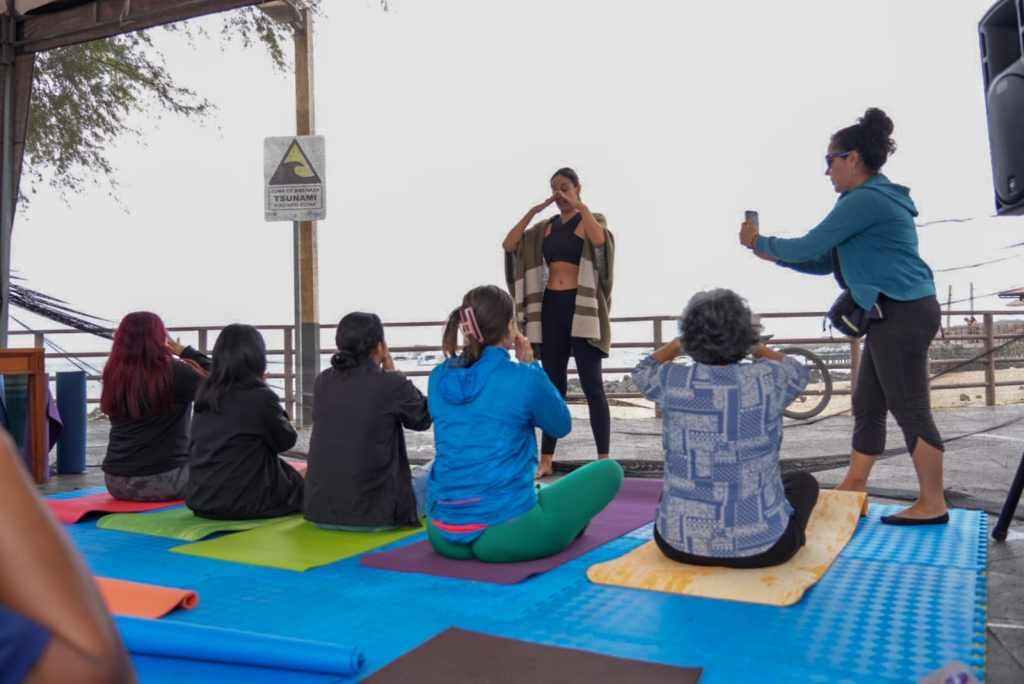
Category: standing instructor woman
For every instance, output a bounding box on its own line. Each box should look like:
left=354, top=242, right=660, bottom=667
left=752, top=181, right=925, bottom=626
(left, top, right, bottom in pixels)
left=739, top=108, right=947, bottom=525
left=504, top=168, right=615, bottom=478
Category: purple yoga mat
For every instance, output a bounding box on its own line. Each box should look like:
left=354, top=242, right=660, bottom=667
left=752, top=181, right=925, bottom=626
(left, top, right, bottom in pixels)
left=360, top=477, right=662, bottom=584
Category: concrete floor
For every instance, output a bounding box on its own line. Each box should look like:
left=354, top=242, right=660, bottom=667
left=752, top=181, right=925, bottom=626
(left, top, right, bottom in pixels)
left=43, top=404, right=1024, bottom=682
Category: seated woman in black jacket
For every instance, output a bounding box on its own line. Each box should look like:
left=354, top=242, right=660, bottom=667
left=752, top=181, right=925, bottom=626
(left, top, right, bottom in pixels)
left=304, top=312, right=432, bottom=531
left=186, top=324, right=303, bottom=520
left=100, top=311, right=211, bottom=502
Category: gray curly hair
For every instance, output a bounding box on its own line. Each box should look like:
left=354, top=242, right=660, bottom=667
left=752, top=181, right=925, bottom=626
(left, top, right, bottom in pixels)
left=678, top=289, right=758, bottom=365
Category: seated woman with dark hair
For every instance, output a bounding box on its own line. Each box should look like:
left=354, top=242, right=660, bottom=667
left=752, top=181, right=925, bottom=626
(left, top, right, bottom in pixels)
left=303, top=312, right=432, bottom=530
left=186, top=324, right=303, bottom=520
left=632, top=289, right=819, bottom=569
left=100, top=311, right=210, bottom=502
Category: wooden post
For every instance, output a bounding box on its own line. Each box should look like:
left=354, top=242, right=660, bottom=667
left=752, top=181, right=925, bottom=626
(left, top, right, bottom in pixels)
left=294, top=9, right=319, bottom=426
left=984, top=313, right=996, bottom=407
left=283, top=326, right=295, bottom=420
left=945, top=285, right=952, bottom=333
left=0, top=17, right=14, bottom=347
left=849, top=337, right=861, bottom=394
left=0, top=348, right=47, bottom=482
left=653, top=318, right=663, bottom=419
left=30, top=350, right=46, bottom=482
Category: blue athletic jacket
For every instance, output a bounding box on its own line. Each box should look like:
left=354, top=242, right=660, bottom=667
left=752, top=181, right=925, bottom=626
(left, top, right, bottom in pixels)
left=426, top=346, right=571, bottom=543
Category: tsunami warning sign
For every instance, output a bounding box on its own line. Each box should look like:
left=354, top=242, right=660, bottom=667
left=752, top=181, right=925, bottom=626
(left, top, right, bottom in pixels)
left=264, top=136, right=326, bottom=222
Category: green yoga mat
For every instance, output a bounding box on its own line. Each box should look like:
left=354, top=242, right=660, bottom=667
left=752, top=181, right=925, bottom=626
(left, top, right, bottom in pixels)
left=169, top=518, right=425, bottom=572
left=97, top=507, right=299, bottom=542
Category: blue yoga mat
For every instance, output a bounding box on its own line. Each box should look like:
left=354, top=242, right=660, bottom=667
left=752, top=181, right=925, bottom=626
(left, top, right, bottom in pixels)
left=130, top=655, right=342, bottom=683
left=116, top=616, right=364, bottom=677
left=59, top=485, right=988, bottom=683
left=56, top=371, right=87, bottom=474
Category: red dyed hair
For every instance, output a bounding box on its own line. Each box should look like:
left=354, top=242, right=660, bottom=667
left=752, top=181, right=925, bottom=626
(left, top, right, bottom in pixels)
left=100, top=312, right=174, bottom=420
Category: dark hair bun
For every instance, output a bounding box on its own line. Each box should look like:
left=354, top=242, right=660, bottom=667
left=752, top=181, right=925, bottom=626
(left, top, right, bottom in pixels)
left=859, top=108, right=894, bottom=138
left=832, top=107, right=897, bottom=173
left=332, top=312, right=384, bottom=372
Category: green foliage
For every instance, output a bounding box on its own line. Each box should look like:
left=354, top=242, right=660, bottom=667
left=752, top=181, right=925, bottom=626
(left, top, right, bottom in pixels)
left=22, top=0, right=381, bottom=206
left=25, top=32, right=212, bottom=204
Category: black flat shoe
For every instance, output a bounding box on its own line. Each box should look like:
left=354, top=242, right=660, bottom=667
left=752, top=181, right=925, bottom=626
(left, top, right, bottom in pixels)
left=880, top=512, right=949, bottom=526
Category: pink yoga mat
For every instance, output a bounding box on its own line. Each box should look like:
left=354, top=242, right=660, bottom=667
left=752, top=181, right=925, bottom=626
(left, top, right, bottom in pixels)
left=360, top=478, right=662, bottom=584
left=47, top=494, right=183, bottom=524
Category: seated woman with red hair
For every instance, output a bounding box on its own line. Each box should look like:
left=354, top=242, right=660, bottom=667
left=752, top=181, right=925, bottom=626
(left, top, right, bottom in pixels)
left=100, top=311, right=210, bottom=502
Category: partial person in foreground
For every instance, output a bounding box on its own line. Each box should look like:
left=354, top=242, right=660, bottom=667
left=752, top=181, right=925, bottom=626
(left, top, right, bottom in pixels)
left=0, top=433, right=136, bottom=684
left=633, top=289, right=819, bottom=568
left=739, top=107, right=946, bottom=525
left=186, top=324, right=303, bottom=520
left=304, top=312, right=432, bottom=531
left=100, top=311, right=210, bottom=502
left=426, top=285, right=624, bottom=563
left=503, top=167, right=615, bottom=477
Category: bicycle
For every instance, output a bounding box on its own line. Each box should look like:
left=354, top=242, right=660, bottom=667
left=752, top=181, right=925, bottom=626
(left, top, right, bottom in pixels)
left=773, top=343, right=834, bottom=420
left=748, top=315, right=833, bottom=419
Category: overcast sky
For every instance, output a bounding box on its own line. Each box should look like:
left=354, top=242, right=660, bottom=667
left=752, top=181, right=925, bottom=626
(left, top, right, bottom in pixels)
left=11, top=0, right=1024, bottom=348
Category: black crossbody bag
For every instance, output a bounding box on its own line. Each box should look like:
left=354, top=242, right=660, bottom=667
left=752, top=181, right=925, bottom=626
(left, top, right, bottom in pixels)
left=826, top=249, right=884, bottom=338
left=828, top=290, right=883, bottom=338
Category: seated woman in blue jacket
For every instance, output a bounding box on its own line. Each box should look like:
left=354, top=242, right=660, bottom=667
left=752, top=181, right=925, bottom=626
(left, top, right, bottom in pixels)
left=426, top=285, right=623, bottom=563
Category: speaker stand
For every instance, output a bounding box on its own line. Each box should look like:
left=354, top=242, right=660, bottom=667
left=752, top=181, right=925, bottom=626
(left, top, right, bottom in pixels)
left=993, top=448, right=1024, bottom=541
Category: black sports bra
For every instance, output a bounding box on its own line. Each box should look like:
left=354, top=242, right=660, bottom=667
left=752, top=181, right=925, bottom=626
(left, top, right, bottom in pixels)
left=542, top=214, right=584, bottom=266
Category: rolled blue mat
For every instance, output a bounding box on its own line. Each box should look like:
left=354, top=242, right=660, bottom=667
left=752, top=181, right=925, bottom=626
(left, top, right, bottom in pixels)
left=115, top=616, right=365, bottom=677
left=56, top=371, right=87, bottom=474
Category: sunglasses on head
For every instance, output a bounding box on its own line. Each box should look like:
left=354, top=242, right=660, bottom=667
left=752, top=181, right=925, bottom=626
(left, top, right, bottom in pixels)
left=825, top=151, right=852, bottom=169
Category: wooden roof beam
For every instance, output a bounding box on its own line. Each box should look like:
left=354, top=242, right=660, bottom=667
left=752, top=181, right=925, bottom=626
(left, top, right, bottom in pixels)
left=16, top=0, right=269, bottom=54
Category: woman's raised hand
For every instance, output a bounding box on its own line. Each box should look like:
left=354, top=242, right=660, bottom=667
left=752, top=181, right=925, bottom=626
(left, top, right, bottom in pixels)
left=739, top=220, right=759, bottom=249
left=514, top=333, right=535, bottom=364
left=380, top=343, right=396, bottom=371
left=532, top=195, right=556, bottom=213
left=166, top=337, right=186, bottom=356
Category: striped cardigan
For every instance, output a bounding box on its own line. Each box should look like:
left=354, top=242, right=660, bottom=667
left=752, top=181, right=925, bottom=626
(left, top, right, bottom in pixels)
left=504, top=214, right=615, bottom=356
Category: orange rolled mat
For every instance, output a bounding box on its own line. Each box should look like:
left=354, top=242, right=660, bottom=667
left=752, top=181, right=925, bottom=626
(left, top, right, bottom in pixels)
left=96, top=577, right=199, bottom=619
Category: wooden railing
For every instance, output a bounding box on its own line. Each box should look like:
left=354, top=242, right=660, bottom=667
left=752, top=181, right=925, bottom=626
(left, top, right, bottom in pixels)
left=11, top=309, right=1024, bottom=419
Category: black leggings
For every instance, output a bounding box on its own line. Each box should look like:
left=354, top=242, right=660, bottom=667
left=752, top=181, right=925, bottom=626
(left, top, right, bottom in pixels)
left=654, top=472, right=820, bottom=569
left=540, top=289, right=611, bottom=455
left=852, top=295, right=944, bottom=456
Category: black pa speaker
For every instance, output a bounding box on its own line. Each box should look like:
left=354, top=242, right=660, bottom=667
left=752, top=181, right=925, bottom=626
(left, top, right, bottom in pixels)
left=980, top=0, right=1024, bottom=215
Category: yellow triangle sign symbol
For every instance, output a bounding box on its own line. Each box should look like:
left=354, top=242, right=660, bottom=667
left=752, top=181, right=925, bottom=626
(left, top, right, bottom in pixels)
left=269, top=140, right=322, bottom=185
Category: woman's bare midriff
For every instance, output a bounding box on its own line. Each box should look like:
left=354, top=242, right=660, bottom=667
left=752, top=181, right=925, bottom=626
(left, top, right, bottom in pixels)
left=547, top=262, right=580, bottom=291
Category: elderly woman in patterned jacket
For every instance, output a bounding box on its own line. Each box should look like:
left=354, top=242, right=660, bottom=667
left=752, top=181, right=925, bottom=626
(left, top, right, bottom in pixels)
left=631, top=289, right=820, bottom=569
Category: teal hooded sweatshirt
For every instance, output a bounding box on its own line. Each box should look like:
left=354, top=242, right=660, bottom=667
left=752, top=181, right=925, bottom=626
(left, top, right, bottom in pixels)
left=426, top=346, right=571, bottom=543
left=755, top=174, right=936, bottom=310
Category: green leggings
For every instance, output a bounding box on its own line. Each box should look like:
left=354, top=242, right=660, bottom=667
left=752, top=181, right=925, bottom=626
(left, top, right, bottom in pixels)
left=427, top=458, right=624, bottom=563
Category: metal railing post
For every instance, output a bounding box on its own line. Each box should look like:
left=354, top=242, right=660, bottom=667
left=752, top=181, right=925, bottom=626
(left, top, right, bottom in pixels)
left=653, top=318, right=663, bottom=419
left=198, top=328, right=209, bottom=355
left=984, top=313, right=996, bottom=407
left=283, top=326, right=295, bottom=420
